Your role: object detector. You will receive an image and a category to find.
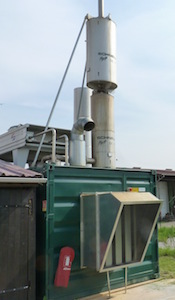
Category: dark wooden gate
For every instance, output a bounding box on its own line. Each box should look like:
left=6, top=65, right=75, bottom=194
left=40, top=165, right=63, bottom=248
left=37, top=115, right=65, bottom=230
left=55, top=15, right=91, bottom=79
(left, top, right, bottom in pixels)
left=0, top=187, right=35, bottom=300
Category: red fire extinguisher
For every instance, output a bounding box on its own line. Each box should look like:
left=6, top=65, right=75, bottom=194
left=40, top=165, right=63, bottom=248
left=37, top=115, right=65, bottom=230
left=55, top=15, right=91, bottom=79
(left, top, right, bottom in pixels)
left=54, top=247, right=75, bottom=288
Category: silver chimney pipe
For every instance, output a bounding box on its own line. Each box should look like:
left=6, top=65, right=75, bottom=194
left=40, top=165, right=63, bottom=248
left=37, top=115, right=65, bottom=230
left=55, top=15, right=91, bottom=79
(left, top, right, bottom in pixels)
left=91, top=92, right=115, bottom=168
left=74, top=88, right=93, bottom=166
left=70, top=88, right=95, bottom=167
left=70, top=118, right=94, bottom=167
left=98, top=0, right=104, bottom=17
left=86, top=2, right=117, bottom=168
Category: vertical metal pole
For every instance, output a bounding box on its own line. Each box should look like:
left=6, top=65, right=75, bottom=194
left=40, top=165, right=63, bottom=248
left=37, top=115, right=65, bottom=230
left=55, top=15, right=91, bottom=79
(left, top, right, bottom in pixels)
left=107, top=271, right=111, bottom=298
left=98, top=0, right=104, bottom=17
left=96, top=194, right=100, bottom=270
left=31, top=16, right=87, bottom=167
left=125, top=267, right=128, bottom=294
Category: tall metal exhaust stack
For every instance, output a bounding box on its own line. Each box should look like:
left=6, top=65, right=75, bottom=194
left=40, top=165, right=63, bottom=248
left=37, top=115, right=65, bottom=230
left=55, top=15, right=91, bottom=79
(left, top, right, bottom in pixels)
left=98, top=0, right=104, bottom=17
left=86, top=0, right=117, bottom=168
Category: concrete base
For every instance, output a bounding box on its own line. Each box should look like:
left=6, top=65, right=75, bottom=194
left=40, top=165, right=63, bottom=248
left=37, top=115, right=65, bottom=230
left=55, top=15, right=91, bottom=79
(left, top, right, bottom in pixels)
left=81, top=279, right=175, bottom=300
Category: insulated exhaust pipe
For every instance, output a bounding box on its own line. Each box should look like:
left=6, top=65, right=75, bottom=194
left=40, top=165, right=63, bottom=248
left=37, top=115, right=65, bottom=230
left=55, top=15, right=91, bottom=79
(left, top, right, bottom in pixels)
left=86, top=0, right=117, bottom=168
left=70, top=117, right=95, bottom=167
left=70, top=88, right=95, bottom=167
left=72, top=117, right=94, bottom=134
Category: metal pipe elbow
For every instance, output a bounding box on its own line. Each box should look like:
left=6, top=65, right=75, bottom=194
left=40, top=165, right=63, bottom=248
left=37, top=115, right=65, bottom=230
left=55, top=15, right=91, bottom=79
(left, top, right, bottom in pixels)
left=72, top=117, right=95, bottom=135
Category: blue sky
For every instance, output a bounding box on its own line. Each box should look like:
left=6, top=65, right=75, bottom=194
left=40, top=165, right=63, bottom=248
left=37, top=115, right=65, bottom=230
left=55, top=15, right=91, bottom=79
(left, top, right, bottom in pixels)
left=0, top=0, right=175, bottom=169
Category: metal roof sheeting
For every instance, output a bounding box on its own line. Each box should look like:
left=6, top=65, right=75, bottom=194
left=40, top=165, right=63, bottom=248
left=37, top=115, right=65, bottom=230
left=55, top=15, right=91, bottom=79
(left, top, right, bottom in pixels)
left=157, top=169, right=175, bottom=177
left=0, top=159, right=42, bottom=178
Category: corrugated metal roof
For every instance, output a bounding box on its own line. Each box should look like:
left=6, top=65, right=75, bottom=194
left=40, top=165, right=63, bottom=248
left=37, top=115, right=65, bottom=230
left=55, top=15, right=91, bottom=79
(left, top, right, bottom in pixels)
left=0, top=159, right=42, bottom=178
left=157, top=169, right=175, bottom=176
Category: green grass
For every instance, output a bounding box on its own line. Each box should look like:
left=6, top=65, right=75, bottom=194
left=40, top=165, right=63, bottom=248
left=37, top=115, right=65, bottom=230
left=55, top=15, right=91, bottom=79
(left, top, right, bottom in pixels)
left=158, top=226, right=175, bottom=242
left=159, top=256, right=175, bottom=278
left=159, top=248, right=175, bottom=258
left=158, top=226, right=175, bottom=278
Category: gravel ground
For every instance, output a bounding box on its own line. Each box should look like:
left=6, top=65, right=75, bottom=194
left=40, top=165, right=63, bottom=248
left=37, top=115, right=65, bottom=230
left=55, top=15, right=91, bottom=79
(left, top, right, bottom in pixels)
left=159, top=237, right=175, bottom=249
left=158, top=221, right=175, bottom=228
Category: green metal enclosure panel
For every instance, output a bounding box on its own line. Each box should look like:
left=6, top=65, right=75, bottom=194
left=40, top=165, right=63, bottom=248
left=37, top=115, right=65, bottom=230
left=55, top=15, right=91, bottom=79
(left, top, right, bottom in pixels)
left=36, top=165, right=158, bottom=300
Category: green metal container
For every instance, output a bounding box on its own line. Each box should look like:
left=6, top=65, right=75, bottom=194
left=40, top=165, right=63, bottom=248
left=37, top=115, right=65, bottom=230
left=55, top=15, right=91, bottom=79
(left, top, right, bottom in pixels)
left=36, top=165, right=159, bottom=300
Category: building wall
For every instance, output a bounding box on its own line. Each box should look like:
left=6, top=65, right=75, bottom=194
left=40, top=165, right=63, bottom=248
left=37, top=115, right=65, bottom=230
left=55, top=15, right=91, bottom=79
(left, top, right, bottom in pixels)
left=157, top=181, right=169, bottom=218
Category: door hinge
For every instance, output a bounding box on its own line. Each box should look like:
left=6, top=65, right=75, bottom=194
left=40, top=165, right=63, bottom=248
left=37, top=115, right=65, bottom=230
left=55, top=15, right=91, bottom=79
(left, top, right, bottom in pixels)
left=0, top=200, right=33, bottom=214
left=0, top=285, right=29, bottom=295
left=25, top=199, right=33, bottom=215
